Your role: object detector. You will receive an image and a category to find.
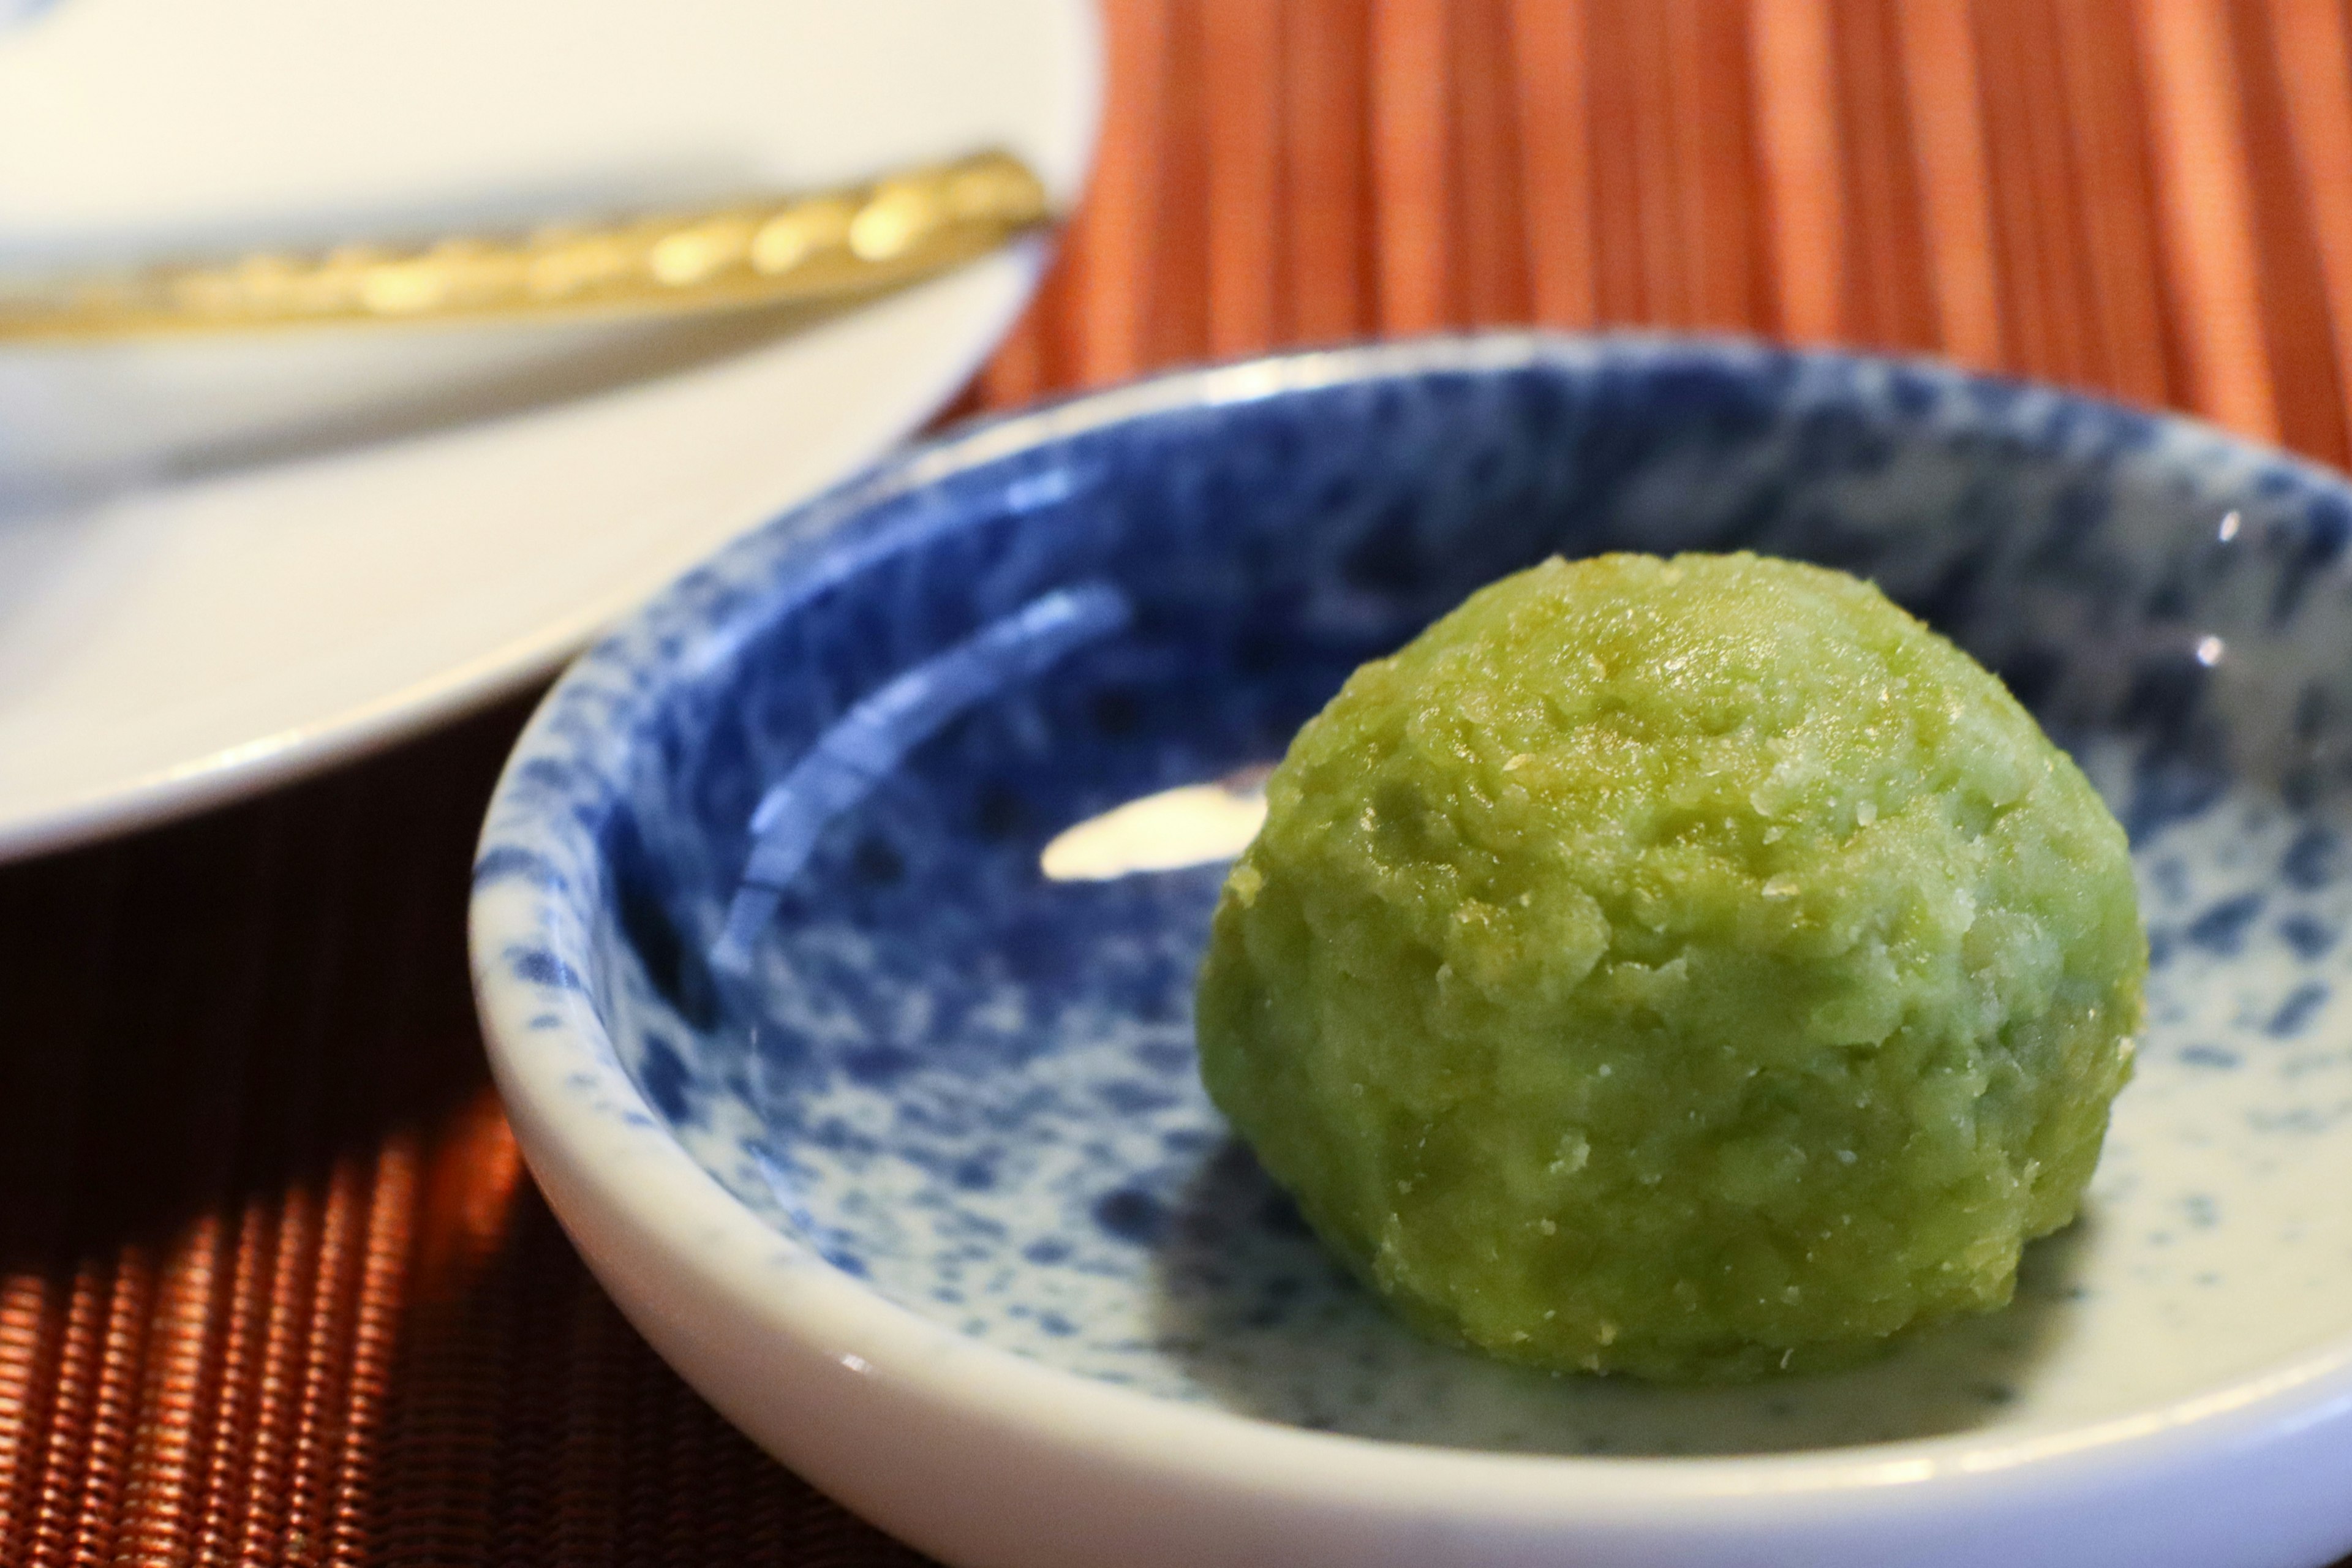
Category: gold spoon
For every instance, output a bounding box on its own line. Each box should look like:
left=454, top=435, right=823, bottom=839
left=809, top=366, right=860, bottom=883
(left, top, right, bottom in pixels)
left=0, top=149, right=1051, bottom=342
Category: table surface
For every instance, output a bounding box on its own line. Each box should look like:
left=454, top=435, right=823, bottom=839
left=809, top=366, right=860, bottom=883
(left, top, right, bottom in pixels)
left=7, top=2, right=2352, bottom=1563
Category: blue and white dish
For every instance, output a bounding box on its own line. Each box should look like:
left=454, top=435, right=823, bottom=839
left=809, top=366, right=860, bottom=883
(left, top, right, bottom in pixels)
left=471, top=334, right=2352, bottom=1568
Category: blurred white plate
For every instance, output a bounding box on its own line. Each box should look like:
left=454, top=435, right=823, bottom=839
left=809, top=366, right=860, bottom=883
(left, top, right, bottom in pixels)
left=0, top=0, right=1099, bottom=861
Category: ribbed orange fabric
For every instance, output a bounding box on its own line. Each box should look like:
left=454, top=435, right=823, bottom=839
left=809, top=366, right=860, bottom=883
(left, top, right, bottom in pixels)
left=1, top=4, right=2347, bottom=1562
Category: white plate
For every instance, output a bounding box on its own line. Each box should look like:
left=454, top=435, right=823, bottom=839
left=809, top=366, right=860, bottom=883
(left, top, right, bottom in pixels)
left=0, top=0, right=1099, bottom=860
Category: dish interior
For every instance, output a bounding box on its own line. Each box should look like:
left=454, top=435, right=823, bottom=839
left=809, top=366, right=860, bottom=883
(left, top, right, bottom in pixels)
left=586, top=349, right=2352, bottom=1455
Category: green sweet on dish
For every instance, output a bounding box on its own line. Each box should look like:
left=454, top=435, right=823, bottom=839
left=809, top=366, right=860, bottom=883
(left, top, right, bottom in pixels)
left=1195, top=552, right=2144, bottom=1381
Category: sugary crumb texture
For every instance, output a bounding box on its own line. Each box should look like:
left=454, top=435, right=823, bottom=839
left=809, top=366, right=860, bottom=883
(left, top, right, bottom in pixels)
left=1196, top=552, right=2145, bottom=1381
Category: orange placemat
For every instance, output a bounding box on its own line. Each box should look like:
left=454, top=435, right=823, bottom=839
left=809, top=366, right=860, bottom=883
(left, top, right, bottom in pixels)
left=5, top=3, right=2350, bottom=1562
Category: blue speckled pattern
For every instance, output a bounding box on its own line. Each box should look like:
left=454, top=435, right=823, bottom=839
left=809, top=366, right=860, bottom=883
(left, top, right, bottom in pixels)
left=475, top=334, right=2352, bottom=1457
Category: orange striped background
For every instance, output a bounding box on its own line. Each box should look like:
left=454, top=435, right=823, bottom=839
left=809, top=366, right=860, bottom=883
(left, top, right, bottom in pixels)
left=3, top=3, right=2350, bottom=1564
left=973, top=0, right=2352, bottom=468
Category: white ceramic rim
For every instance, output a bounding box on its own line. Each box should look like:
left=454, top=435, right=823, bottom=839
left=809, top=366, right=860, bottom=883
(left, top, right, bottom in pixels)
left=0, top=271, right=1049, bottom=865
left=470, top=333, right=2352, bottom=1541
left=0, top=258, right=1049, bottom=864
left=0, top=0, right=1104, bottom=866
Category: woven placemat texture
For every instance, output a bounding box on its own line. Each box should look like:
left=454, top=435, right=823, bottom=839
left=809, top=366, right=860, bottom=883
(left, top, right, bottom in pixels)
left=4, top=2, right=2351, bottom=1563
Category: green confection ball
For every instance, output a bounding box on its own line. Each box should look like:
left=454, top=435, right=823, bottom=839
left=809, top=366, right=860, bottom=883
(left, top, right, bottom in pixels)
left=1195, top=552, right=2144, bottom=1381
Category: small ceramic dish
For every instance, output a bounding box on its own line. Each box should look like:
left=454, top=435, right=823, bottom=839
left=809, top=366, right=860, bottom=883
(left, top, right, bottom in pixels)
left=470, top=335, right=2352, bottom=1568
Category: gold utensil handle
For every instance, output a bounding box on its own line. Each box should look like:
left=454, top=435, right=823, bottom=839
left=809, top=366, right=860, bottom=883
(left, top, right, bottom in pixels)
left=0, top=149, right=1052, bottom=342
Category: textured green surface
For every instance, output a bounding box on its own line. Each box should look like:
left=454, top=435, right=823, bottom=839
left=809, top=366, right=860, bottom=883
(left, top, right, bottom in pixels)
left=1196, top=553, right=2144, bottom=1381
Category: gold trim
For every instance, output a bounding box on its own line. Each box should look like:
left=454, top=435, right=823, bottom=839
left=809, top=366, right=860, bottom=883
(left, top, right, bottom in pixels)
left=0, top=150, right=1052, bottom=341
